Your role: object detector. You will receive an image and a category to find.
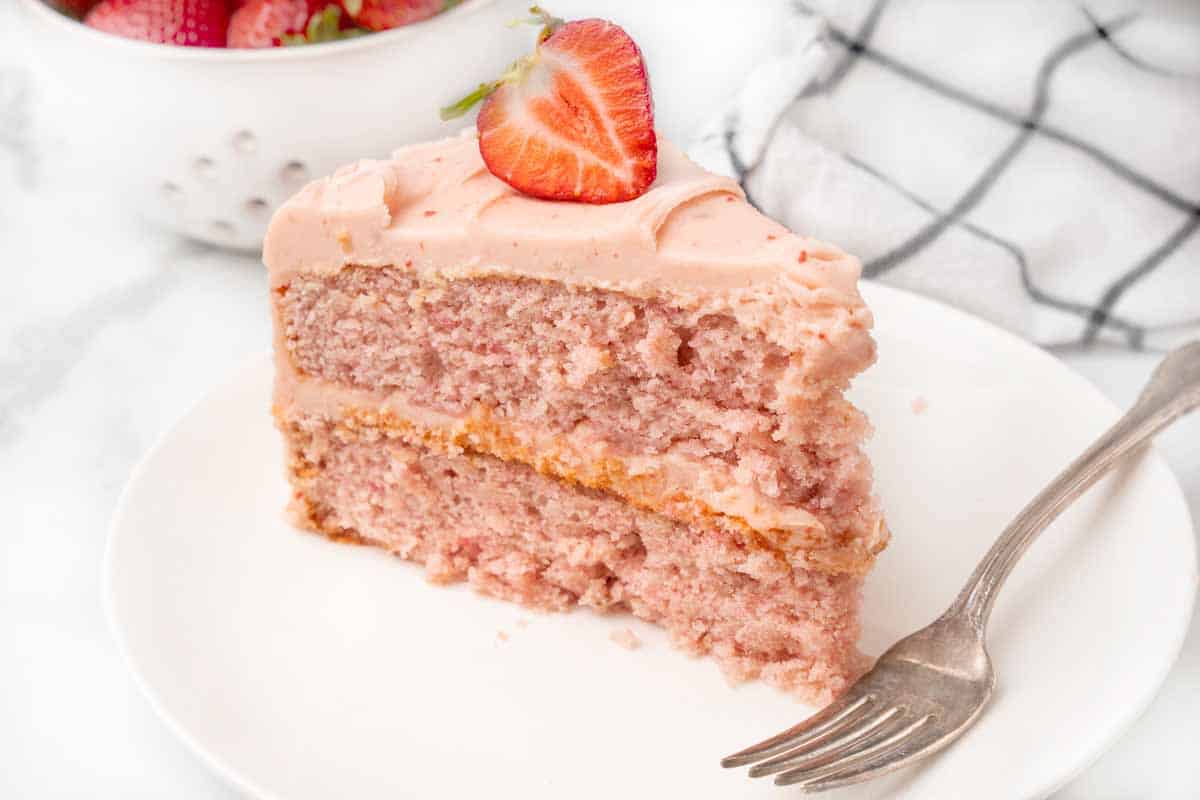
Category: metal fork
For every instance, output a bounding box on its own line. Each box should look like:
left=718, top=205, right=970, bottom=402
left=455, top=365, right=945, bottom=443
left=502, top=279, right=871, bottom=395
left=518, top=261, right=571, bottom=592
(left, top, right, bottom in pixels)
left=722, top=341, right=1200, bottom=792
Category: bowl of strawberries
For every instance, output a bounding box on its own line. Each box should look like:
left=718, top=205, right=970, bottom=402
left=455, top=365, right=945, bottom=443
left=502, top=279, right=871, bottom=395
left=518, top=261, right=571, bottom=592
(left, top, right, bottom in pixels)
left=17, top=0, right=530, bottom=251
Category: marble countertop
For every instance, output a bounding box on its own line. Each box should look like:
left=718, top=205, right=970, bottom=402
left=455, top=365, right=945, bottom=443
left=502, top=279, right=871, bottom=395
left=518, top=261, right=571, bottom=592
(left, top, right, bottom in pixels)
left=2, top=3, right=1197, bottom=798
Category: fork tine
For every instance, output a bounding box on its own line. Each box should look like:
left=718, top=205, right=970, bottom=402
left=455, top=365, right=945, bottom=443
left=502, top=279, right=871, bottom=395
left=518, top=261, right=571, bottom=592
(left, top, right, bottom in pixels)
left=720, top=693, right=876, bottom=768
left=746, top=706, right=904, bottom=778
left=774, top=714, right=936, bottom=788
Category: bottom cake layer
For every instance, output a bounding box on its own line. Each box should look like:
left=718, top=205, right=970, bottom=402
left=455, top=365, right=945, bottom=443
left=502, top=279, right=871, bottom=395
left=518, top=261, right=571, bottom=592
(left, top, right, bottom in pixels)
left=281, top=413, right=867, bottom=703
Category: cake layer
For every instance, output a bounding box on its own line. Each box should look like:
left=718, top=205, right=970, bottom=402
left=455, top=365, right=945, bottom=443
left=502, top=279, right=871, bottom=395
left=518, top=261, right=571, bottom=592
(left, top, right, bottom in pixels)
left=274, top=270, right=886, bottom=574
left=280, top=409, right=866, bottom=702
left=263, top=133, right=872, bottom=356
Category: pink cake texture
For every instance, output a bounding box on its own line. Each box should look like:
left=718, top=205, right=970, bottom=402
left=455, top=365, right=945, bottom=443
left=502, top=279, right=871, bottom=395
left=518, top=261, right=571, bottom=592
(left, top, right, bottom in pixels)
left=264, top=131, right=886, bottom=702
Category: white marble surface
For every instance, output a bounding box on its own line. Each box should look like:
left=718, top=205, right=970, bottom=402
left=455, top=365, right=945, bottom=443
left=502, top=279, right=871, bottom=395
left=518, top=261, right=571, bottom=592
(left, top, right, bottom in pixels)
left=2, top=3, right=1197, bottom=798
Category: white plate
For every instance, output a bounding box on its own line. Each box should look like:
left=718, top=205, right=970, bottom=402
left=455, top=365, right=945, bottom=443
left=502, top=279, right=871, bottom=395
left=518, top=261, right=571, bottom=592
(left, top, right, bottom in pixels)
left=106, top=284, right=1197, bottom=800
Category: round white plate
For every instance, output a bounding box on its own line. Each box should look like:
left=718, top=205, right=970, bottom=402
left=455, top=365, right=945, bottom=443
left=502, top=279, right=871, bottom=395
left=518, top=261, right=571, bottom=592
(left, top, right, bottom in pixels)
left=106, top=284, right=1196, bottom=800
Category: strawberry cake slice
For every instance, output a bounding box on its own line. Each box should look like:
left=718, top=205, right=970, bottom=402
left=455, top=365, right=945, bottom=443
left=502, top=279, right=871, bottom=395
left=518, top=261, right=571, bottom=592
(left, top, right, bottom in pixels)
left=264, top=12, right=886, bottom=702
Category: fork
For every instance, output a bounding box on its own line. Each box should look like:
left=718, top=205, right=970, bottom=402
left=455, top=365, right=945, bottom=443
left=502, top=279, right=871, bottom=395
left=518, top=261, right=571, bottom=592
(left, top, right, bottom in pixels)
left=722, top=341, right=1200, bottom=792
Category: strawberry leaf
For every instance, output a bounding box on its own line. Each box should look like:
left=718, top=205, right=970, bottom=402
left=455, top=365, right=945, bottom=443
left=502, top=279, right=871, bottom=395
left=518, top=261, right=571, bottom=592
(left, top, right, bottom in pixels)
left=507, top=5, right=563, bottom=42
left=439, top=5, right=558, bottom=121
left=439, top=81, right=501, bottom=121
left=281, top=5, right=367, bottom=45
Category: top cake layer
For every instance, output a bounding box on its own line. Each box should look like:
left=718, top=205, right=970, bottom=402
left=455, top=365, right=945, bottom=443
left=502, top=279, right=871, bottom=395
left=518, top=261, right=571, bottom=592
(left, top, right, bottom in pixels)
left=264, top=131, right=871, bottom=356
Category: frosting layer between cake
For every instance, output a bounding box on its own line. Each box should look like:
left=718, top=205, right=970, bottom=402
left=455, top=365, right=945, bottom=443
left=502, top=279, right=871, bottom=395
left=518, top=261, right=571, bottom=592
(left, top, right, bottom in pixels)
left=274, top=366, right=887, bottom=575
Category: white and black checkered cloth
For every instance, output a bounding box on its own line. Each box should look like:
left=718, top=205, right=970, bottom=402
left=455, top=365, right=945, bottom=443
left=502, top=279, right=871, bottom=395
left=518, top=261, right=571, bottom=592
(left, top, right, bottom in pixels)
left=691, top=0, right=1200, bottom=352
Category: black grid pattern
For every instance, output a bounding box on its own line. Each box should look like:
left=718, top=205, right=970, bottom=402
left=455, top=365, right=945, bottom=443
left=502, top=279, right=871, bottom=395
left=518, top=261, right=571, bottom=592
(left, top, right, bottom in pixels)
left=725, top=0, right=1199, bottom=352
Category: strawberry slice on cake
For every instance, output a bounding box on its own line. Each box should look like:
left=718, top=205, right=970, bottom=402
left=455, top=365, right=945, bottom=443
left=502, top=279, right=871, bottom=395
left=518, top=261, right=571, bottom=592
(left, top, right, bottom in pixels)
left=441, top=8, right=656, bottom=203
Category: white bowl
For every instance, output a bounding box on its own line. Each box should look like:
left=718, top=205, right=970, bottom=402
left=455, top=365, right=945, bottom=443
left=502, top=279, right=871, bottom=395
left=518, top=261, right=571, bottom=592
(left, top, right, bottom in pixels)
left=17, top=0, right=530, bottom=252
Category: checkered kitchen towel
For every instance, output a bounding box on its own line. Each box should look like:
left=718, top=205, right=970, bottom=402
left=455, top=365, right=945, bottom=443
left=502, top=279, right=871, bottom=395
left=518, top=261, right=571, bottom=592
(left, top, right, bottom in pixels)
left=690, top=0, right=1200, bottom=352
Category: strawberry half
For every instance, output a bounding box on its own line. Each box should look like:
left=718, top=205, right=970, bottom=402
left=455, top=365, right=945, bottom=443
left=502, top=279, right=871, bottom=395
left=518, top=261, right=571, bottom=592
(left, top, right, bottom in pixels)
left=442, top=7, right=656, bottom=204
left=227, top=0, right=309, bottom=47
left=84, top=0, right=228, bottom=46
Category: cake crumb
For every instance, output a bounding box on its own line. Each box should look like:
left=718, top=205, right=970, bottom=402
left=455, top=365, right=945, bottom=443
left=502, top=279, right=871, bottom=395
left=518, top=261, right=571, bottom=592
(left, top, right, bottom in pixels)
left=610, top=628, right=641, bottom=650
left=515, top=618, right=530, bottom=629
left=911, top=396, right=929, bottom=415
left=336, top=230, right=352, bottom=253
left=496, top=630, right=509, bottom=642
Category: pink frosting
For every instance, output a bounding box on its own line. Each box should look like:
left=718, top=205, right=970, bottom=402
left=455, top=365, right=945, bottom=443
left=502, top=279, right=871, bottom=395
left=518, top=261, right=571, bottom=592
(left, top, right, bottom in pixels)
left=263, top=131, right=872, bottom=351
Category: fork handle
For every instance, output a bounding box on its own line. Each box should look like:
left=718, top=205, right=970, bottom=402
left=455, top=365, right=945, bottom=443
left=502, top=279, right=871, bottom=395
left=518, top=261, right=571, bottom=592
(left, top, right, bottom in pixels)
left=947, top=341, right=1200, bottom=631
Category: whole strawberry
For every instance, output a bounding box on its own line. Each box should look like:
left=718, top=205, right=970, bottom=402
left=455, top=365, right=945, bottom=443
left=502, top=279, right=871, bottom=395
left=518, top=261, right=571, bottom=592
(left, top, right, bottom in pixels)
left=227, top=0, right=309, bottom=47
left=343, top=0, right=444, bottom=32
left=85, top=0, right=228, bottom=46
left=48, top=0, right=101, bottom=19
left=442, top=7, right=656, bottom=204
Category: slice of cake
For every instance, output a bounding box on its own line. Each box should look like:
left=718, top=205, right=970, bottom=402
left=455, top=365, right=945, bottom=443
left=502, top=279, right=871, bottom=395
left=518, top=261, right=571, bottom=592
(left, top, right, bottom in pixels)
left=264, top=133, right=885, bottom=701
left=263, top=11, right=885, bottom=703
